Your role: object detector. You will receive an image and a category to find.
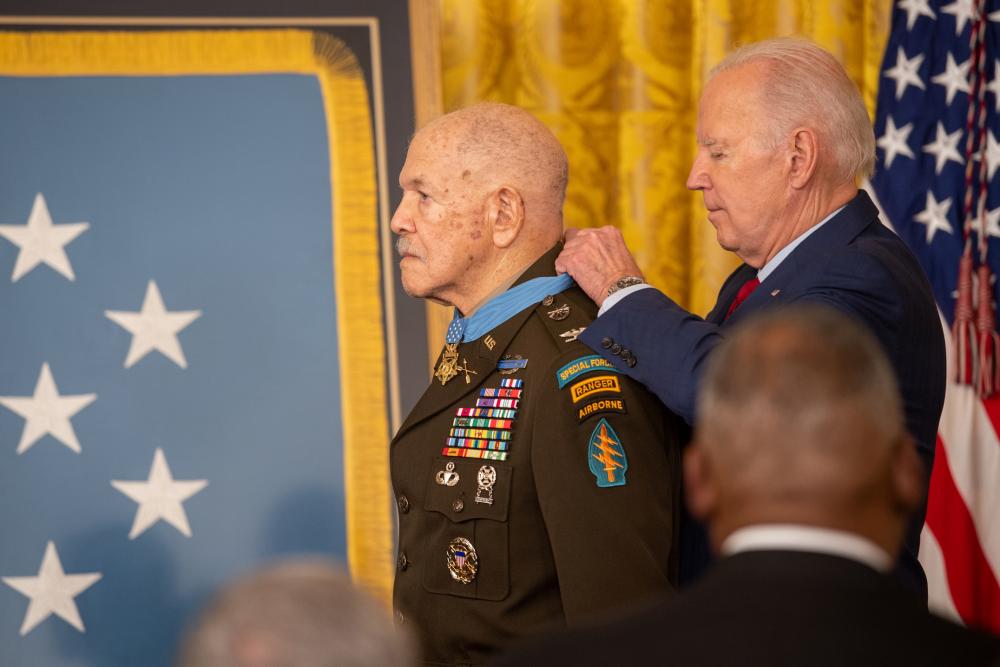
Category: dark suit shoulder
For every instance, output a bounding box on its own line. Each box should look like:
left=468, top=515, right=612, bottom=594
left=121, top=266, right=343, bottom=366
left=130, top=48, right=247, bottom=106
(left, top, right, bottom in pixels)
left=797, top=217, right=924, bottom=289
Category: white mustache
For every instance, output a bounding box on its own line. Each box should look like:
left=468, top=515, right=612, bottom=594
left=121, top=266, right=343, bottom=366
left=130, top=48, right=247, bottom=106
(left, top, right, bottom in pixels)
left=396, top=236, right=419, bottom=259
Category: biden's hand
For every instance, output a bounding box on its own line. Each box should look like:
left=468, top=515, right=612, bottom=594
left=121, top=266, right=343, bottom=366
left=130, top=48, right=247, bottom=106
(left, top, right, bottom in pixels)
left=555, top=227, right=643, bottom=307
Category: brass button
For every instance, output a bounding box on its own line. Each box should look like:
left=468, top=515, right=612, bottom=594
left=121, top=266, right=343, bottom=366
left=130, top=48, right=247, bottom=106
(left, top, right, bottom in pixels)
left=610, top=343, right=622, bottom=355
left=452, top=498, right=465, bottom=512
left=397, top=495, right=410, bottom=513
left=542, top=294, right=554, bottom=306
left=398, top=552, right=408, bottom=571
left=601, top=337, right=613, bottom=349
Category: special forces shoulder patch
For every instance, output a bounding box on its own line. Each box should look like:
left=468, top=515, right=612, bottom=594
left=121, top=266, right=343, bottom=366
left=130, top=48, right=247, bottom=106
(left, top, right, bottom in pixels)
left=556, top=354, right=620, bottom=388
left=588, top=418, right=628, bottom=488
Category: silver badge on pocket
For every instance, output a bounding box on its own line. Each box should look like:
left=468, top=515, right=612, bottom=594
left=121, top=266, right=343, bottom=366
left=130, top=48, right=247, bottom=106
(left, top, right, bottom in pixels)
left=475, top=465, right=497, bottom=505
left=435, top=461, right=460, bottom=486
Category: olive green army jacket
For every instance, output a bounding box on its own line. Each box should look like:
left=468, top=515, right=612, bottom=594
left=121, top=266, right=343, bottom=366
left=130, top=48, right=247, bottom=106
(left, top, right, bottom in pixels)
left=391, top=245, right=683, bottom=666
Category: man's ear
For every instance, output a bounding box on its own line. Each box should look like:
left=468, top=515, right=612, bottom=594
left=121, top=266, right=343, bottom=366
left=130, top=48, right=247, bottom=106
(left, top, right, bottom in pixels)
left=684, top=441, right=718, bottom=522
left=486, top=186, right=525, bottom=248
left=787, top=127, right=819, bottom=189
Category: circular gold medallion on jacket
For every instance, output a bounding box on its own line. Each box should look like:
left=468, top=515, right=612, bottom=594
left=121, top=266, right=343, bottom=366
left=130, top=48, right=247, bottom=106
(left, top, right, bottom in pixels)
left=446, top=537, right=478, bottom=584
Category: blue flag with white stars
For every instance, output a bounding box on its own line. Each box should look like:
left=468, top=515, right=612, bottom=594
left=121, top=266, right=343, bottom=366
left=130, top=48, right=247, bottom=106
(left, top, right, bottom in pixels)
left=870, top=0, right=1000, bottom=321
left=0, top=73, right=349, bottom=666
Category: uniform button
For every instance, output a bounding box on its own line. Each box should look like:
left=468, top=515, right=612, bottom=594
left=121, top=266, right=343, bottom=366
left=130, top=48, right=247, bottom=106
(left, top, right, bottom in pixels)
left=621, top=347, right=631, bottom=359
left=610, top=343, right=622, bottom=355
left=395, top=610, right=405, bottom=625
left=542, top=294, right=554, bottom=306
left=397, top=495, right=410, bottom=513
left=627, top=356, right=637, bottom=368
left=398, top=552, right=408, bottom=571
left=452, top=498, right=465, bottom=512
left=601, top=337, right=613, bottom=349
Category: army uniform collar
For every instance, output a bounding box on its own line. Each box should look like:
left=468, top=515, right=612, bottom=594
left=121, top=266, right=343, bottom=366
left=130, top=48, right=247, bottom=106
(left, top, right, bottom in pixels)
left=394, top=244, right=566, bottom=439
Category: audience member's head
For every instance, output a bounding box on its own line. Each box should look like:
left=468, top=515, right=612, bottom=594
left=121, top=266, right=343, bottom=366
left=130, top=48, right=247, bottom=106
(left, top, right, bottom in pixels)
left=176, top=558, right=414, bottom=667
left=686, top=305, right=925, bottom=557
left=390, top=102, right=568, bottom=314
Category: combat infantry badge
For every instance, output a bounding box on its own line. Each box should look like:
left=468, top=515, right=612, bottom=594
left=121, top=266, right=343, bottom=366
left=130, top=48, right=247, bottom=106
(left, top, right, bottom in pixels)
left=498, top=354, right=528, bottom=375
left=447, top=537, right=479, bottom=584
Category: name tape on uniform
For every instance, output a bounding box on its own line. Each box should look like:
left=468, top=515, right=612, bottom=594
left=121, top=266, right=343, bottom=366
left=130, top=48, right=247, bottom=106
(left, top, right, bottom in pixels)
left=569, top=375, right=621, bottom=403
left=556, top=355, right=620, bottom=388
left=577, top=397, right=627, bottom=422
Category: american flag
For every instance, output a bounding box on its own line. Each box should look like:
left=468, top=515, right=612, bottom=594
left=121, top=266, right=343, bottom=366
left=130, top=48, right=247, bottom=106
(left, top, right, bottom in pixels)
left=0, top=72, right=350, bottom=665
left=869, top=0, right=1000, bottom=631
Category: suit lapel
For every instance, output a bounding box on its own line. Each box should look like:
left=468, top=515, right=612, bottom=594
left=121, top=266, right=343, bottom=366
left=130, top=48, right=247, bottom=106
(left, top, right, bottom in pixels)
left=718, top=191, right=881, bottom=326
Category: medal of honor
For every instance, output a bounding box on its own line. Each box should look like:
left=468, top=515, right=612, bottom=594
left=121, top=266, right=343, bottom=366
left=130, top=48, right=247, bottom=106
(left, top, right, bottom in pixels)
left=436, top=275, right=573, bottom=386
left=435, top=343, right=460, bottom=385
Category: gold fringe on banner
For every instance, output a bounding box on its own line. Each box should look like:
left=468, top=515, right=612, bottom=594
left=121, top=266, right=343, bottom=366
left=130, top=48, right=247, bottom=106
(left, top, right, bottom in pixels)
left=0, top=28, right=394, bottom=605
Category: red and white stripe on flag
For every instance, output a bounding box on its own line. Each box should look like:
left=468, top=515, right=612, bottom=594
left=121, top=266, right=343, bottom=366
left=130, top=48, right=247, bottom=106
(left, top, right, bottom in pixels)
left=867, top=0, right=1000, bottom=632
left=921, top=314, right=1000, bottom=629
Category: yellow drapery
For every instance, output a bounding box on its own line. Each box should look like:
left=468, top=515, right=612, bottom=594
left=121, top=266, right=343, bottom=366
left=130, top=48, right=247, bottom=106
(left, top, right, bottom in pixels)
left=425, top=0, right=892, bottom=353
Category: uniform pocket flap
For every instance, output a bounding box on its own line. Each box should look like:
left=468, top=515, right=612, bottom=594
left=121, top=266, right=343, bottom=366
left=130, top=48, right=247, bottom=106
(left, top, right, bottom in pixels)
left=423, top=456, right=512, bottom=523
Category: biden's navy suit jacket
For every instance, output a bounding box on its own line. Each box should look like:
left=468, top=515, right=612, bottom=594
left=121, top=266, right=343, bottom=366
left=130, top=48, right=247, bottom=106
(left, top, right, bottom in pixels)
left=579, top=190, right=946, bottom=598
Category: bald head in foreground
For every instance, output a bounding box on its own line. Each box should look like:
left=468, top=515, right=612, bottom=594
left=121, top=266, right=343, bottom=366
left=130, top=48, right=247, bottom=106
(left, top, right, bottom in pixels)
left=176, top=559, right=414, bottom=667
left=496, top=306, right=999, bottom=667
left=390, top=103, right=684, bottom=665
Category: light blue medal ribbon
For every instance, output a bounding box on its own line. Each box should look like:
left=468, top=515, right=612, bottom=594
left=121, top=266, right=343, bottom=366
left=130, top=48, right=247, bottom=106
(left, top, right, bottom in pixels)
left=446, top=274, right=575, bottom=344
left=445, top=315, right=467, bottom=345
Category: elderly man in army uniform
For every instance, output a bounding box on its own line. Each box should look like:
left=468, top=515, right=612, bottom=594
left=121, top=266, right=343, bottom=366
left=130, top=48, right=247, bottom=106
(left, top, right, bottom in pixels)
left=389, top=102, right=682, bottom=666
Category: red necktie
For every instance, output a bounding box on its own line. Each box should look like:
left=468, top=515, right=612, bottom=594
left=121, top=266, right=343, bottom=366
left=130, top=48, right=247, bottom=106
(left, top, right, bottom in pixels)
left=724, top=276, right=760, bottom=321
